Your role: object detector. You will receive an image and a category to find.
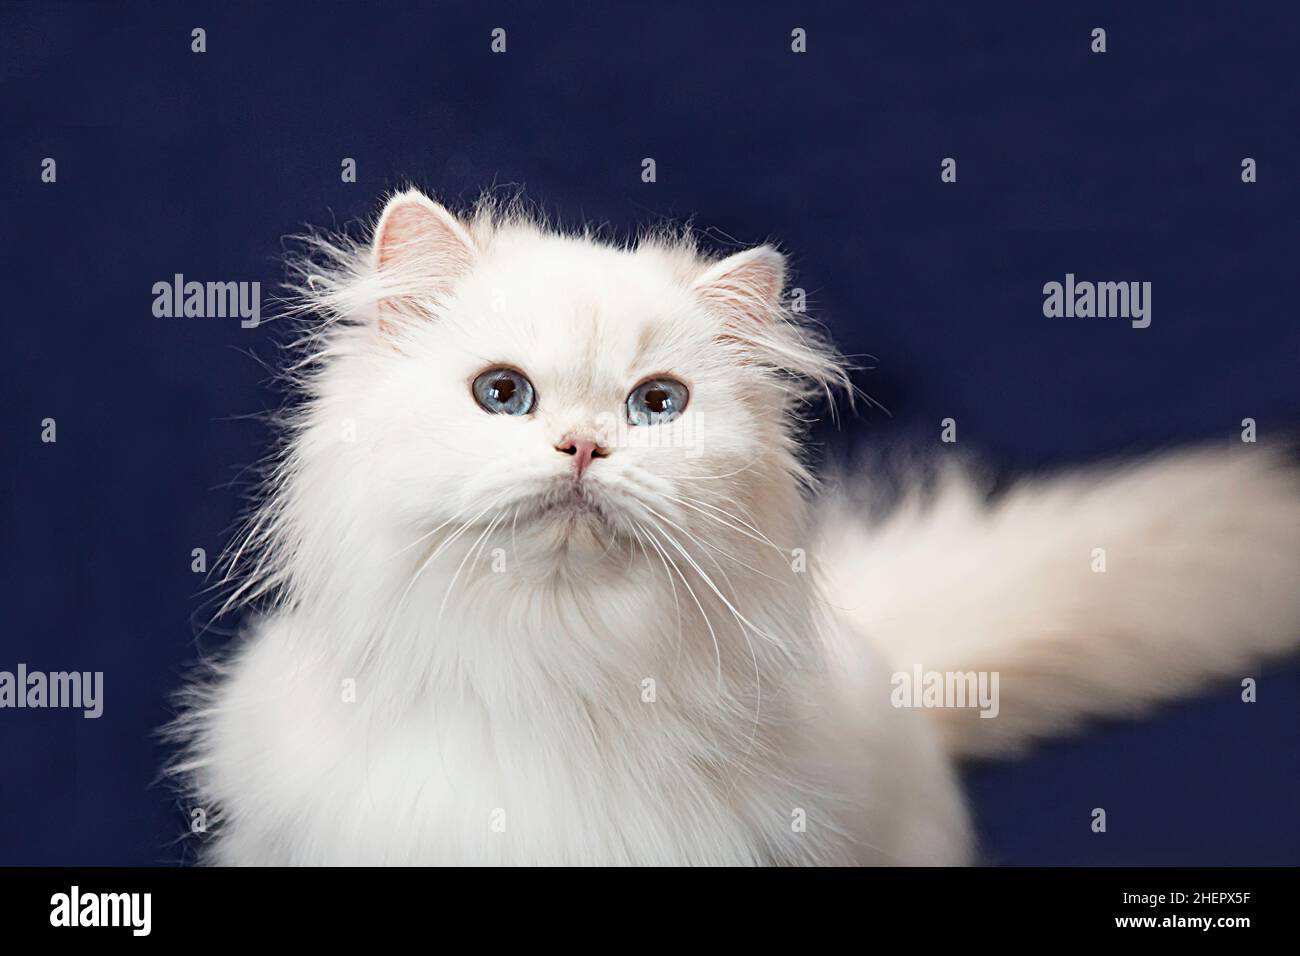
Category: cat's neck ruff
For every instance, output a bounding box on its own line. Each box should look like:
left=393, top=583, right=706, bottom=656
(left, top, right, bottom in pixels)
left=274, top=501, right=825, bottom=719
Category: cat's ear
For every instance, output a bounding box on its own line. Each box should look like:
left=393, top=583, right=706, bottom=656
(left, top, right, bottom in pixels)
left=693, top=244, right=846, bottom=391
left=371, top=190, right=476, bottom=331
left=692, top=246, right=786, bottom=323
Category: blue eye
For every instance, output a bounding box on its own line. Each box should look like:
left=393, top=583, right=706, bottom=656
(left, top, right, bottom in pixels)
left=472, top=367, right=536, bottom=415
left=626, top=377, right=689, bottom=426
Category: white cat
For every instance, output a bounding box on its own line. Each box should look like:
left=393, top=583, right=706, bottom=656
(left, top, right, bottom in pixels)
left=171, top=190, right=1300, bottom=865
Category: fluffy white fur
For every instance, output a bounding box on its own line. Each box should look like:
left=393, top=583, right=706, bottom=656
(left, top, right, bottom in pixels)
left=821, top=448, right=1300, bottom=758
left=171, top=190, right=1300, bottom=866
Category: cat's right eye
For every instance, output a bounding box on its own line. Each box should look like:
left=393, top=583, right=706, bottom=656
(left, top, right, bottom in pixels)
left=472, top=367, right=536, bottom=416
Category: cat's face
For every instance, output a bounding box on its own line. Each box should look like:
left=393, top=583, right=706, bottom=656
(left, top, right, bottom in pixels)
left=373, top=237, right=779, bottom=562
left=291, top=191, right=841, bottom=592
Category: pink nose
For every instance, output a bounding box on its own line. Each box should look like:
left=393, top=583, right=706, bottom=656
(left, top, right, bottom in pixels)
left=555, top=437, right=608, bottom=478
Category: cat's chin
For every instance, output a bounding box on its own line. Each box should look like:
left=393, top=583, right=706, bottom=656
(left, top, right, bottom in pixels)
left=527, top=481, right=618, bottom=527
left=541, top=496, right=618, bottom=539
left=515, top=483, right=629, bottom=558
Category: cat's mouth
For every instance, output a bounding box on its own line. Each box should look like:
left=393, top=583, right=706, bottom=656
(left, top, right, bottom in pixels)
left=531, top=481, right=617, bottom=529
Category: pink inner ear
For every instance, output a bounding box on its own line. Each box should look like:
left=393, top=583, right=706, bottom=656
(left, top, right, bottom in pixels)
left=694, top=246, right=787, bottom=323
left=375, top=204, right=428, bottom=272
left=371, top=193, right=476, bottom=334
left=374, top=195, right=475, bottom=274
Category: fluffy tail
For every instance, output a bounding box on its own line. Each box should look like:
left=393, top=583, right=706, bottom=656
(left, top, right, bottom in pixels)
left=820, top=446, right=1300, bottom=759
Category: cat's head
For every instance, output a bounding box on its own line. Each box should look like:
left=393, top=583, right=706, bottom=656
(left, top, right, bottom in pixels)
left=241, top=190, right=847, bottom=623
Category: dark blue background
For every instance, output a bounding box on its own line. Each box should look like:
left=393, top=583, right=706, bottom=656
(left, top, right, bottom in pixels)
left=2, top=2, right=1296, bottom=865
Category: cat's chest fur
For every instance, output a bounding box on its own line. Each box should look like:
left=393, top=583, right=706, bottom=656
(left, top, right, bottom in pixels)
left=195, top=612, right=874, bottom=866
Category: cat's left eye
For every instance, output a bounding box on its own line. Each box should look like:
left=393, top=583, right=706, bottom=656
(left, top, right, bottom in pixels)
left=472, top=367, right=536, bottom=415
left=626, top=377, right=689, bottom=426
